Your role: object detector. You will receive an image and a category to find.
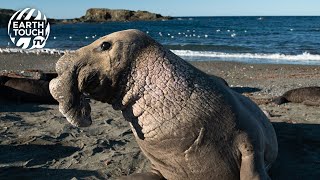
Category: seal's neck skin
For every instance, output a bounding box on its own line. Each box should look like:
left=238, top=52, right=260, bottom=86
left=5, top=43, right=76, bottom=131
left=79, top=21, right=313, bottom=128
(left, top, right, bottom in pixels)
left=113, top=43, right=231, bottom=143
left=114, top=44, right=192, bottom=109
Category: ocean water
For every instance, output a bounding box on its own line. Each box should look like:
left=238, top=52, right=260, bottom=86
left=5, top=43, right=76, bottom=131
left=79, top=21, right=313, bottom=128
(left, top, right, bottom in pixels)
left=1, top=16, right=320, bottom=65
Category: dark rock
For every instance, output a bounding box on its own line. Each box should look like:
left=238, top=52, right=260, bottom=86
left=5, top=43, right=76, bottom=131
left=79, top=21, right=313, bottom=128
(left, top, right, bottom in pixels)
left=0, top=8, right=61, bottom=27
left=0, top=9, right=16, bottom=28
left=0, top=8, right=172, bottom=27
left=78, top=8, right=172, bottom=23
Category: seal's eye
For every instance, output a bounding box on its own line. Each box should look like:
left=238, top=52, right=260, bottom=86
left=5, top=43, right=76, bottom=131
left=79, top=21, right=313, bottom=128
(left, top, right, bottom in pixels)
left=100, top=42, right=111, bottom=51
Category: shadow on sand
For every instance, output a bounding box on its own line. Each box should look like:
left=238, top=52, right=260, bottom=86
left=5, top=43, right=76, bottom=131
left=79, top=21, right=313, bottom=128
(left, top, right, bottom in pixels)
left=0, top=144, right=104, bottom=179
left=0, top=144, right=79, bottom=165
left=231, top=87, right=261, bottom=94
left=270, top=122, right=320, bottom=179
left=0, top=101, right=52, bottom=113
left=0, top=167, right=104, bottom=180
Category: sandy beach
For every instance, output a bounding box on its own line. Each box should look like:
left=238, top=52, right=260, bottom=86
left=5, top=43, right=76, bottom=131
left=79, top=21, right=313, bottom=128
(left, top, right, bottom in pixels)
left=1, top=53, right=320, bottom=179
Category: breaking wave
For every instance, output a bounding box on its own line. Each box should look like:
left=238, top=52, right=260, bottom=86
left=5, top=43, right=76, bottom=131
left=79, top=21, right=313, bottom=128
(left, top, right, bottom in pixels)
left=1, top=47, right=320, bottom=65
left=0, top=47, right=74, bottom=55
left=171, top=50, right=320, bottom=64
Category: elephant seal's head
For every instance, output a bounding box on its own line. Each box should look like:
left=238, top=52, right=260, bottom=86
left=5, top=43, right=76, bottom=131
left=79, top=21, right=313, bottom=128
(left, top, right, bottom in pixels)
left=49, top=29, right=155, bottom=127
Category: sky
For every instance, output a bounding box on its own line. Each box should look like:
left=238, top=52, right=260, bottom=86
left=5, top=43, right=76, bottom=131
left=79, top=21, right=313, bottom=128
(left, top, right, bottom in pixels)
left=1, top=0, right=320, bottom=19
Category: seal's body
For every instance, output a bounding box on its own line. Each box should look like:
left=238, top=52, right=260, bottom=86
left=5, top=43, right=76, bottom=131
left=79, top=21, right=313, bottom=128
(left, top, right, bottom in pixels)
left=49, top=29, right=278, bottom=180
left=0, top=76, right=57, bottom=104
left=273, top=87, right=320, bottom=106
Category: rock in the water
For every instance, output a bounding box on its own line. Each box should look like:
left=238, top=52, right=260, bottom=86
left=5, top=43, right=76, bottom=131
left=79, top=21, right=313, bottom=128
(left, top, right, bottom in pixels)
left=77, top=8, right=172, bottom=22
left=0, top=9, right=16, bottom=28
left=0, top=8, right=171, bottom=27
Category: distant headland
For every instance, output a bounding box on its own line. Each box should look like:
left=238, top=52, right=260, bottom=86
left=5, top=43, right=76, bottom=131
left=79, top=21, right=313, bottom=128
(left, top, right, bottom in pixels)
left=0, top=9, right=16, bottom=28
left=0, top=8, right=173, bottom=27
left=65, top=8, right=172, bottom=23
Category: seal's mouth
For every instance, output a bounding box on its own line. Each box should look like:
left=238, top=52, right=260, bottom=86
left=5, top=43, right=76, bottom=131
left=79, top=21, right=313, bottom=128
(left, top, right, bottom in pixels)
left=60, top=94, right=92, bottom=127
left=82, top=77, right=113, bottom=104
left=49, top=68, right=92, bottom=127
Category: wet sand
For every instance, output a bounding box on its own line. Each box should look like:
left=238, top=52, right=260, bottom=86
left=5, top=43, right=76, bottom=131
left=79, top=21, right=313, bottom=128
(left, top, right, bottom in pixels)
left=1, top=53, right=320, bottom=179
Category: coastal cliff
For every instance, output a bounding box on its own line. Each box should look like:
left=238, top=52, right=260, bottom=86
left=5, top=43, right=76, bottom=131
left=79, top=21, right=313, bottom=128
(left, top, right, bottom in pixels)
left=0, top=8, right=171, bottom=27
left=0, top=8, right=61, bottom=27
left=77, top=8, right=172, bottom=22
left=0, top=9, right=15, bottom=28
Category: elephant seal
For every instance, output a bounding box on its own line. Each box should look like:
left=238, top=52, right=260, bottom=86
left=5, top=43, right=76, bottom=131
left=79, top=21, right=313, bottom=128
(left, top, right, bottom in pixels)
left=0, top=76, right=57, bottom=104
left=273, top=86, right=320, bottom=106
left=49, top=29, right=278, bottom=180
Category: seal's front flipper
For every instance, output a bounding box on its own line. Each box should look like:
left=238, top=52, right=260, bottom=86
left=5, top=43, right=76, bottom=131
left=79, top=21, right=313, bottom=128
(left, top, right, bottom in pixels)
left=302, top=100, right=320, bottom=106
left=240, top=151, right=270, bottom=180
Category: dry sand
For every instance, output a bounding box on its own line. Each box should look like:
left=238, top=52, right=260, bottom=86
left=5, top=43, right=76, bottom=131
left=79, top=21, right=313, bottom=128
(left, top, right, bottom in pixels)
left=1, top=53, right=320, bottom=179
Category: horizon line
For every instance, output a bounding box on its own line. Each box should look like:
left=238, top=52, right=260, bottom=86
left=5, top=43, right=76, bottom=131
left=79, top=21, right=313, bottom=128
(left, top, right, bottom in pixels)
left=2, top=7, right=320, bottom=18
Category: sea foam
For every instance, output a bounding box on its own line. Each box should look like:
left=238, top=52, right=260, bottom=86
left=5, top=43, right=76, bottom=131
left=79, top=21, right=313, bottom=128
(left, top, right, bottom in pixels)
left=0, top=48, right=75, bottom=55
left=172, top=50, right=320, bottom=64
left=1, top=47, right=320, bottom=65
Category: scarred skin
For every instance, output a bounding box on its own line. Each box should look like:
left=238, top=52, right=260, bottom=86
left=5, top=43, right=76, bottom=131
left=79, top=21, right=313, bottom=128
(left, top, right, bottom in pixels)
left=49, top=29, right=278, bottom=180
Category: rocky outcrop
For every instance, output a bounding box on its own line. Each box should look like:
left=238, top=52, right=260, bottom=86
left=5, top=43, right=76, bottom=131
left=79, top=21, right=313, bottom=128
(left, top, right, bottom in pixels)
left=0, top=8, right=172, bottom=27
left=80, top=8, right=171, bottom=22
left=0, top=8, right=61, bottom=27
left=0, top=9, right=15, bottom=28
